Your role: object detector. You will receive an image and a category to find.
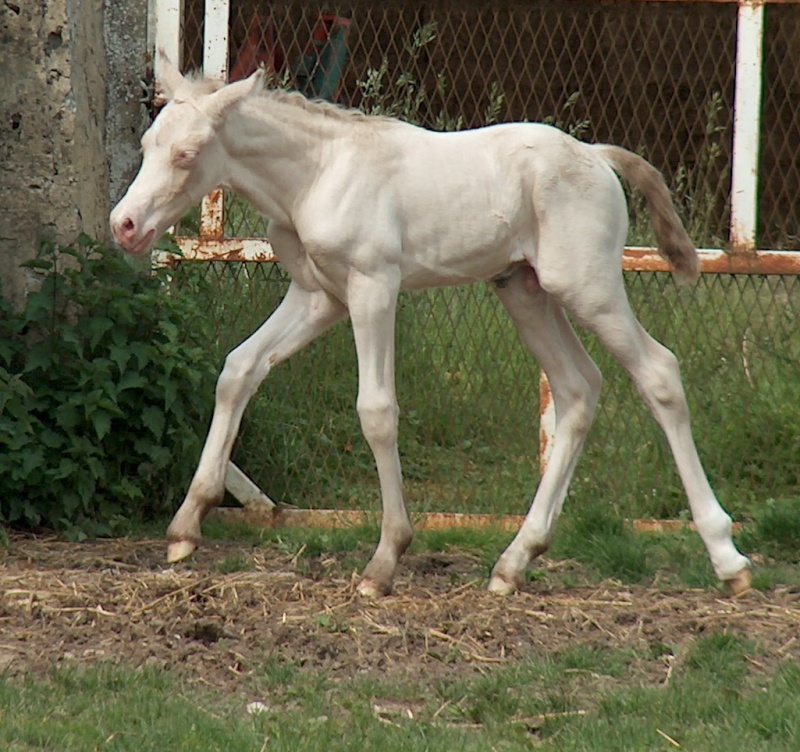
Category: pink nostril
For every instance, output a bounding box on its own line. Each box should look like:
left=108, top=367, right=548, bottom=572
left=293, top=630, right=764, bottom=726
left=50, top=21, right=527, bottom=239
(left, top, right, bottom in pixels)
left=121, top=218, right=135, bottom=237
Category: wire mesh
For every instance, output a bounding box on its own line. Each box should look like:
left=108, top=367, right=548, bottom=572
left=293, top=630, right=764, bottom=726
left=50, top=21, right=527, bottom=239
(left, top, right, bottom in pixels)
left=173, top=262, right=800, bottom=519
left=169, top=1, right=800, bottom=520
left=177, top=0, right=800, bottom=246
left=761, top=3, right=800, bottom=250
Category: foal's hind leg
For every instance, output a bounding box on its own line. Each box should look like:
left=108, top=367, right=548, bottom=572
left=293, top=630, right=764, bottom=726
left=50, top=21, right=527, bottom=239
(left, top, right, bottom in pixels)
left=570, top=280, right=751, bottom=593
left=167, top=282, right=347, bottom=562
left=489, top=266, right=603, bottom=594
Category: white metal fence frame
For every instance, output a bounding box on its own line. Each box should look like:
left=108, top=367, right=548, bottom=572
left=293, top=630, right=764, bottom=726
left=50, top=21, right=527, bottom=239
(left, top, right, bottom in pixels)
left=147, top=0, right=800, bottom=521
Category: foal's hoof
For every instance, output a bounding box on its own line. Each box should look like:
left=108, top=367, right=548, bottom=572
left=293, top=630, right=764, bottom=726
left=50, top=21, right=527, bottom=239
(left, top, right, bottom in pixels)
left=167, top=538, right=197, bottom=564
left=487, top=573, right=520, bottom=596
left=724, top=567, right=752, bottom=597
left=356, top=577, right=392, bottom=599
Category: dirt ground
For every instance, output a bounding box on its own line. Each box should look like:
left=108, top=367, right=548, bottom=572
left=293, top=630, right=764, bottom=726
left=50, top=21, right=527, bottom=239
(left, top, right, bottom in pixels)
left=1, top=534, right=799, bottom=695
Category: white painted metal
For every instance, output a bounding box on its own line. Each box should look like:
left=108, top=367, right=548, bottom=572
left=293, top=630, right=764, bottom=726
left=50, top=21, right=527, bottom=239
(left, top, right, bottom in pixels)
left=203, top=0, right=231, bottom=80
left=225, top=462, right=277, bottom=510
left=196, top=2, right=268, bottom=508
left=730, top=0, right=765, bottom=252
left=153, top=0, right=184, bottom=71
left=146, top=0, right=158, bottom=55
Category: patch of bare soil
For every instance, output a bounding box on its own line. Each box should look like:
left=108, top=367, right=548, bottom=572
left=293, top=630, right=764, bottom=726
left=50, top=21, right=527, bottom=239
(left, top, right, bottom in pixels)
left=1, top=534, right=798, bottom=694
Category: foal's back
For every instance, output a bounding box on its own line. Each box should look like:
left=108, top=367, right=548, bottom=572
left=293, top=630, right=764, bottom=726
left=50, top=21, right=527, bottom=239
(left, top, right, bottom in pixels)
left=358, top=120, right=625, bottom=290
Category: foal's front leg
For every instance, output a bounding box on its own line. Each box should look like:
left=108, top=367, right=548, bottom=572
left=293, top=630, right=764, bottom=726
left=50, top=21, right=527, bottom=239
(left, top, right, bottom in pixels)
left=167, top=282, right=347, bottom=562
left=347, top=270, right=412, bottom=597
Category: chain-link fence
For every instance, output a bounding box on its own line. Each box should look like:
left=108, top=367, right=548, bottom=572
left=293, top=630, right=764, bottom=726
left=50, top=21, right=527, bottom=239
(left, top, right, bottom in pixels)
left=164, top=0, right=800, bottom=521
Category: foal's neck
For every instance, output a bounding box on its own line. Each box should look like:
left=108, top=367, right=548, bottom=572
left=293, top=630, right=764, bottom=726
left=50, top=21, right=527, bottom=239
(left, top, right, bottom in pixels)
left=222, top=92, right=360, bottom=223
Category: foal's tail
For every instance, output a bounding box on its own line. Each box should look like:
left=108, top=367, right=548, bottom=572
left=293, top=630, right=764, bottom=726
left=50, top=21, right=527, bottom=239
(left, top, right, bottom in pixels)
left=592, top=144, right=700, bottom=284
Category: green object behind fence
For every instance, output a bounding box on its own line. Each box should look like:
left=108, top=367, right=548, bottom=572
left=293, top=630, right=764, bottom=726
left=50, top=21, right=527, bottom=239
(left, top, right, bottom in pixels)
left=293, top=15, right=351, bottom=101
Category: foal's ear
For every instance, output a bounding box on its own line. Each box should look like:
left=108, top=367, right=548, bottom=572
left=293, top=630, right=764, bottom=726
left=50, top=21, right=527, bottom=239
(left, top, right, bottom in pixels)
left=156, top=50, right=186, bottom=102
left=204, top=70, right=265, bottom=127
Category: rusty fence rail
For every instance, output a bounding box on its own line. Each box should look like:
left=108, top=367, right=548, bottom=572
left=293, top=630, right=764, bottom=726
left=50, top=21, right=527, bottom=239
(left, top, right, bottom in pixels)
left=147, top=0, right=800, bottom=521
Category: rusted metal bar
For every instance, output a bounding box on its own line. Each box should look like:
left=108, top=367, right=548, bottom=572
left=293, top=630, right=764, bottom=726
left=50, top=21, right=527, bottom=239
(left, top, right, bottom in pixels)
left=209, top=507, right=526, bottom=531
left=623, top=247, right=800, bottom=275
left=208, top=507, right=742, bottom=534
left=153, top=237, right=277, bottom=267
left=199, top=3, right=230, bottom=241
left=161, top=239, right=800, bottom=276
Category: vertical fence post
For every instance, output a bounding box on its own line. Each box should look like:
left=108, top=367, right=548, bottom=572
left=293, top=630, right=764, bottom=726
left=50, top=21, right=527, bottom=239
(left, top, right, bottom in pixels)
left=198, top=0, right=274, bottom=511
left=203, top=0, right=230, bottom=80
left=200, top=0, right=231, bottom=239
left=151, top=0, right=184, bottom=72
left=730, top=0, right=765, bottom=254
left=538, top=373, right=555, bottom=476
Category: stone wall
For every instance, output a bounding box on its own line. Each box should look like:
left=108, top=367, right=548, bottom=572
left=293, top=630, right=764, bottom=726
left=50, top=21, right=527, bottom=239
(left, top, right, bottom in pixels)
left=0, top=0, right=148, bottom=309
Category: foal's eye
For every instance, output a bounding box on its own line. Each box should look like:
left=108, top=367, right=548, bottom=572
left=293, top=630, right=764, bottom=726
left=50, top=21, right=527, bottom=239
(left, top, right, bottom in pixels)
left=175, top=149, right=198, bottom=166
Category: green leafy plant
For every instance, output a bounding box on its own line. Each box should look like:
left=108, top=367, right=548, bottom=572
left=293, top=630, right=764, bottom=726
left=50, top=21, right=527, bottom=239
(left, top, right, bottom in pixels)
left=541, top=90, right=591, bottom=139
left=0, top=237, right=216, bottom=537
left=358, top=21, right=505, bottom=130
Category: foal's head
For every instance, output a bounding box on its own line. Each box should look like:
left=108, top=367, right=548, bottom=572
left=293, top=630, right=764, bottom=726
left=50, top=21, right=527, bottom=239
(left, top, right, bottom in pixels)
left=110, top=56, right=262, bottom=255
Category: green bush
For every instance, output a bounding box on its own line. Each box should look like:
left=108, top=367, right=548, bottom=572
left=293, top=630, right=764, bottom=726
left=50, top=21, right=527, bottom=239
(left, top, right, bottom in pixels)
left=0, top=237, right=216, bottom=537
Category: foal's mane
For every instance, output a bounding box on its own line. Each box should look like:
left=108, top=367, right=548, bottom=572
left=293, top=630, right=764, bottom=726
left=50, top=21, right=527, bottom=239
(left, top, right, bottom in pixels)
left=175, top=71, right=395, bottom=126
left=262, top=87, right=393, bottom=125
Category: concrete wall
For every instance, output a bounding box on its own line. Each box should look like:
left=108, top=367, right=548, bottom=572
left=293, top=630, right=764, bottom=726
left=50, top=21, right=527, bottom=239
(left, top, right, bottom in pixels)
left=0, top=0, right=148, bottom=309
left=104, top=1, right=150, bottom=206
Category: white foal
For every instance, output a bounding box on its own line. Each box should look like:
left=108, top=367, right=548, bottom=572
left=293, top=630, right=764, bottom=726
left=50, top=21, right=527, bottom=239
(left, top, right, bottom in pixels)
left=110, top=58, right=751, bottom=598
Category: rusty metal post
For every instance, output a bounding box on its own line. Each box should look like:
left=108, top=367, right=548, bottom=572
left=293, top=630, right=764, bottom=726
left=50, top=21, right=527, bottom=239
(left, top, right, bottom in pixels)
left=200, top=189, right=225, bottom=239
left=200, top=0, right=230, bottom=240
left=538, top=373, right=555, bottom=476
left=200, top=0, right=276, bottom=509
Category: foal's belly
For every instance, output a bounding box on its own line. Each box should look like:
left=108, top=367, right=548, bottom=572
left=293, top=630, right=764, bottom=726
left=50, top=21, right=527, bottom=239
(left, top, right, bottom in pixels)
left=398, top=245, right=520, bottom=290
left=397, top=216, right=530, bottom=290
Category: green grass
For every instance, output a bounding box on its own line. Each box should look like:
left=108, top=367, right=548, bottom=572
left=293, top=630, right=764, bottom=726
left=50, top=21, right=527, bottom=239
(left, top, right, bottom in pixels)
left=4, top=520, right=800, bottom=750
left=738, top=496, right=800, bottom=560
left=3, top=635, right=799, bottom=751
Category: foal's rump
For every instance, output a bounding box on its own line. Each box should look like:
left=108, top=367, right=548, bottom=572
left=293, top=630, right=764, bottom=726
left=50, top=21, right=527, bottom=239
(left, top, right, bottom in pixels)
left=591, top=144, right=699, bottom=283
